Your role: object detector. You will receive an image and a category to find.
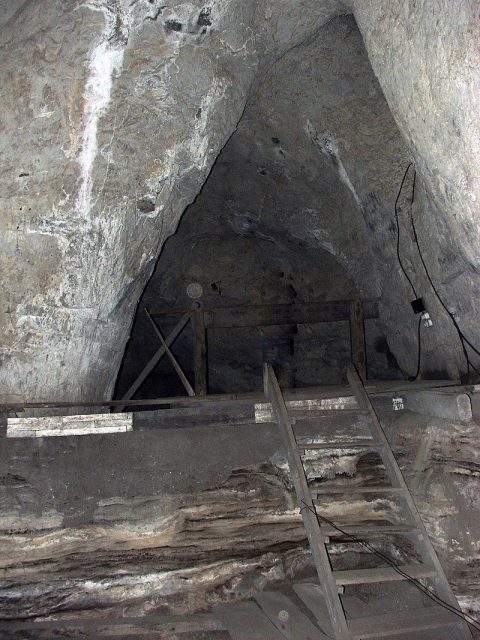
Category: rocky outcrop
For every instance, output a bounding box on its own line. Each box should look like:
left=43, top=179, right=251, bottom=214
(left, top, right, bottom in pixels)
left=351, top=0, right=480, bottom=379
left=0, top=411, right=478, bottom=621
left=2, top=1, right=479, bottom=401
left=0, top=0, right=345, bottom=402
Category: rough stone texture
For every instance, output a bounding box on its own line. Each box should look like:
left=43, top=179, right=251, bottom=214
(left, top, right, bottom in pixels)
left=351, top=0, right=480, bottom=379
left=120, top=11, right=479, bottom=397
left=0, top=0, right=345, bottom=403
left=2, top=1, right=479, bottom=401
left=0, top=409, right=478, bottom=622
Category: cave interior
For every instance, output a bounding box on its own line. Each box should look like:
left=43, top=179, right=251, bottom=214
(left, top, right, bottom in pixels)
left=1, top=2, right=480, bottom=638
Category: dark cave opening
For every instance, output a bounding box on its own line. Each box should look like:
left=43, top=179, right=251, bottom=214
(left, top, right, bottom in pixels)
left=115, top=15, right=411, bottom=400
left=114, top=11, right=479, bottom=403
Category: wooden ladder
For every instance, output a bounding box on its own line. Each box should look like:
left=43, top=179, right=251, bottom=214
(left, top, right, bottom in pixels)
left=263, top=363, right=472, bottom=640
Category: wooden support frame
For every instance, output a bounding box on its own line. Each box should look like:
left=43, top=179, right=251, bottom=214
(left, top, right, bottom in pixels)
left=350, top=299, right=367, bottom=380
left=145, top=309, right=195, bottom=397
left=43, top=298, right=378, bottom=413
left=150, top=299, right=379, bottom=328
left=114, top=312, right=191, bottom=412
left=192, top=309, right=207, bottom=396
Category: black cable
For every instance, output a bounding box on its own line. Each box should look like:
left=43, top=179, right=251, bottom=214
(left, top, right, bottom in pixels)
left=410, top=314, right=422, bottom=381
left=410, top=196, right=480, bottom=381
left=410, top=172, right=422, bottom=383
left=300, top=500, right=480, bottom=634
left=394, top=163, right=418, bottom=299
left=396, top=165, right=422, bottom=382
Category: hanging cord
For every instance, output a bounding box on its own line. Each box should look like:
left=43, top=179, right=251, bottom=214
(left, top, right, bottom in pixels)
left=410, top=171, right=422, bottom=381
left=395, top=164, right=422, bottom=379
left=411, top=314, right=422, bottom=381
left=394, top=163, right=418, bottom=299
left=409, top=183, right=480, bottom=381
left=300, top=500, right=480, bottom=634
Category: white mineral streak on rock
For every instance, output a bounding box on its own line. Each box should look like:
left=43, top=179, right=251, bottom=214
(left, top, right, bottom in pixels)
left=304, top=120, right=361, bottom=206
left=76, top=2, right=131, bottom=218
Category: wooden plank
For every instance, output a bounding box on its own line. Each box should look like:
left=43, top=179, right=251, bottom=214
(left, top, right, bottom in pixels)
left=349, top=607, right=460, bottom=638
left=215, top=601, right=286, bottom=640
left=293, top=583, right=334, bottom=637
left=203, top=300, right=379, bottom=329
left=255, top=397, right=362, bottom=422
left=297, top=440, right=380, bottom=450
left=254, top=591, right=329, bottom=639
left=406, top=390, right=472, bottom=423
left=264, top=364, right=352, bottom=640
left=7, top=413, right=132, bottom=438
left=320, top=523, right=418, bottom=537
left=3, top=379, right=460, bottom=412
left=192, top=309, right=207, bottom=396
left=315, top=486, right=405, bottom=496
left=145, top=308, right=195, bottom=397
left=133, top=404, right=256, bottom=430
left=350, top=300, right=366, bottom=381
left=333, top=563, right=435, bottom=585
left=0, top=613, right=225, bottom=633
left=114, top=312, right=191, bottom=412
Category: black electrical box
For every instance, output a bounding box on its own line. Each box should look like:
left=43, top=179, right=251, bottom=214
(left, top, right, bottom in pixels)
left=411, top=297, right=426, bottom=314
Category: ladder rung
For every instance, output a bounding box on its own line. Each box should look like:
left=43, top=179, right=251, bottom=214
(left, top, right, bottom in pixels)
left=314, top=486, right=406, bottom=496
left=320, top=523, right=418, bottom=537
left=349, top=606, right=460, bottom=638
left=333, top=563, right=435, bottom=585
left=298, top=440, right=381, bottom=450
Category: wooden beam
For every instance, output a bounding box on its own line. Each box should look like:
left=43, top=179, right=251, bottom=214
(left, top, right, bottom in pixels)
left=0, top=613, right=225, bottom=634
left=350, top=299, right=366, bottom=380
left=2, top=379, right=460, bottom=412
left=114, top=312, right=191, bottom=412
left=216, top=601, right=286, bottom=640
left=192, top=308, right=207, bottom=396
left=204, top=300, right=378, bottom=329
left=145, top=309, right=195, bottom=397
left=149, top=299, right=379, bottom=328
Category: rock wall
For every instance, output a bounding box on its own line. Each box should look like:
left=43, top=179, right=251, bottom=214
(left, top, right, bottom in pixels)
left=352, top=0, right=480, bottom=378
left=0, top=409, right=478, bottom=621
left=0, top=0, right=344, bottom=402
left=1, top=0, right=480, bottom=399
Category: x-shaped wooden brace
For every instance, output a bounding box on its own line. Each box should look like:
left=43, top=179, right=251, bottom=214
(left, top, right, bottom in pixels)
left=114, top=310, right=193, bottom=411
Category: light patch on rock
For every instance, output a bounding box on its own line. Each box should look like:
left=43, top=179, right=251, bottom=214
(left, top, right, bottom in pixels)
left=305, top=120, right=361, bottom=207
left=76, top=2, right=133, bottom=218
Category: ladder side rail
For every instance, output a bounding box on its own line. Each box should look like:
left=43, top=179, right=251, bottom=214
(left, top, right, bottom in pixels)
left=346, top=364, right=471, bottom=638
left=264, top=364, right=353, bottom=640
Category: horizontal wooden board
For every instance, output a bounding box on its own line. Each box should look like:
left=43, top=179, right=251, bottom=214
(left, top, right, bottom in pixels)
left=333, top=563, right=434, bottom=585
left=349, top=606, right=460, bottom=638
left=203, top=300, right=379, bottom=328
left=7, top=413, right=133, bottom=438
left=2, top=379, right=459, bottom=412
left=216, top=601, right=286, bottom=639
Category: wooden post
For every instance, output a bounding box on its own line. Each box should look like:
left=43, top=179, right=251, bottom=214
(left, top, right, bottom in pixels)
left=350, top=299, right=366, bottom=381
left=192, top=309, right=207, bottom=396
